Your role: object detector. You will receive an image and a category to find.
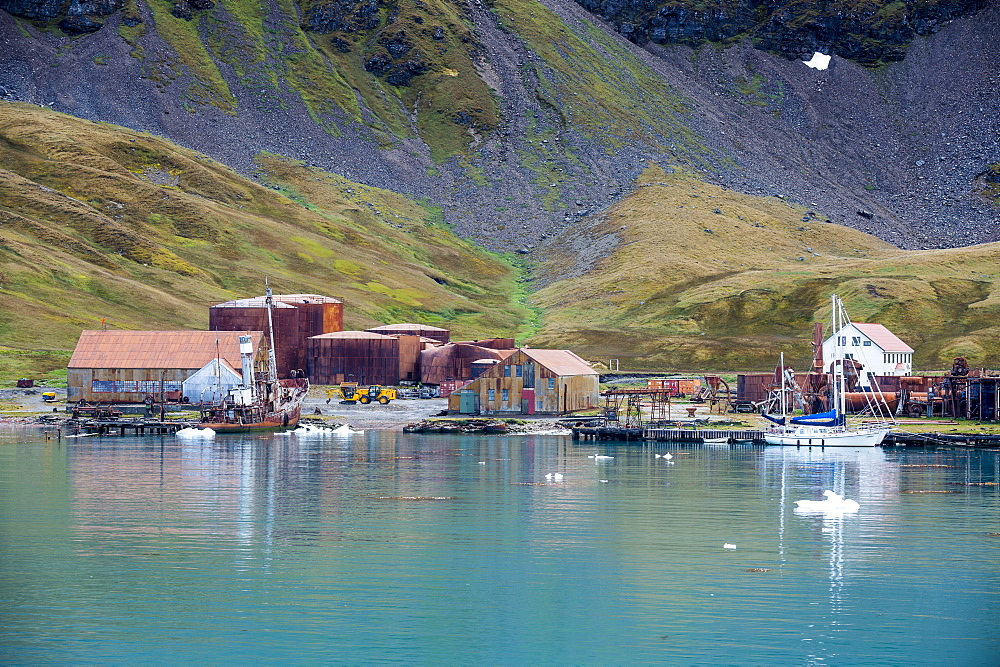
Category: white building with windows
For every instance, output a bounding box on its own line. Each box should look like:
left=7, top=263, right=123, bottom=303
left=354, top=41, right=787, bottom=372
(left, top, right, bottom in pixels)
left=822, top=322, right=914, bottom=379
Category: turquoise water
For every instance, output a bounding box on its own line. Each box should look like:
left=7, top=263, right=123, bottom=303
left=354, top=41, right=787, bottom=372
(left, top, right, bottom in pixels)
left=1, top=427, right=998, bottom=664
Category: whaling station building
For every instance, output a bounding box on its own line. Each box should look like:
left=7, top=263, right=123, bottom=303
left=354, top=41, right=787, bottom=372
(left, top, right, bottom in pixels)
left=67, top=330, right=264, bottom=403
left=823, top=322, right=914, bottom=385
left=68, top=292, right=596, bottom=415
left=448, top=349, right=600, bottom=415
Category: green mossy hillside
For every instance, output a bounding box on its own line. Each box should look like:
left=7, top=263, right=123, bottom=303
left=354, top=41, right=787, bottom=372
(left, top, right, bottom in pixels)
left=0, top=102, right=528, bottom=381
left=529, top=165, right=1000, bottom=371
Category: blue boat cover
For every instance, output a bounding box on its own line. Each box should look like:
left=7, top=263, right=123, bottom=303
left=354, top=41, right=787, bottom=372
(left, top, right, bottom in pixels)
left=762, top=413, right=786, bottom=426
left=789, top=409, right=842, bottom=426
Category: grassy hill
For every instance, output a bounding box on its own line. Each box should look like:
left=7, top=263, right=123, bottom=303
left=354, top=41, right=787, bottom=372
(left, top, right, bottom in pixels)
left=0, top=102, right=529, bottom=382
left=528, top=165, right=1000, bottom=371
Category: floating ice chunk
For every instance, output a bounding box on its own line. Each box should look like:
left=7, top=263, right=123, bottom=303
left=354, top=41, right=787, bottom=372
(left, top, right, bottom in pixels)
left=794, top=489, right=860, bottom=513
left=655, top=453, right=673, bottom=460
left=723, top=543, right=737, bottom=550
left=176, top=427, right=215, bottom=438
left=803, top=52, right=831, bottom=70
left=545, top=472, right=564, bottom=481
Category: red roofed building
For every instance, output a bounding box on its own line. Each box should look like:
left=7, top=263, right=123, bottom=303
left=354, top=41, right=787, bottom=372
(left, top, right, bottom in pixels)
left=823, top=322, right=914, bottom=381
left=448, top=348, right=599, bottom=415
left=67, top=330, right=265, bottom=403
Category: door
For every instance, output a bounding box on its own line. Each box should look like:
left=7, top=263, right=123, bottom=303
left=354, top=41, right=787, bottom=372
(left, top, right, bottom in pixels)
left=459, top=390, right=477, bottom=414
left=522, top=388, right=535, bottom=415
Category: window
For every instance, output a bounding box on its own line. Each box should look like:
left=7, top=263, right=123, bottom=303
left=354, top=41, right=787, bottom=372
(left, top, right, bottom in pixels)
left=504, top=365, right=511, bottom=377
left=501, top=389, right=509, bottom=401
left=838, top=336, right=847, bottom=345
left=91, top=379, right=182, bottom=393
left=863, top=340, right=871, bottom=346
left=537, top=400, right=544, bottom=411
left=852, top=337, right=861, bottom=346
left=488, top=389, right=495, bottom=401
left=548, top=378, right=555, bottom=390
left=515, top=365, right=522, bottom=378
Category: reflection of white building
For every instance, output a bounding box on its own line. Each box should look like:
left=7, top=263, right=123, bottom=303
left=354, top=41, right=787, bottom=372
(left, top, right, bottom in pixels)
left=823, top=323, right=913, bottom=378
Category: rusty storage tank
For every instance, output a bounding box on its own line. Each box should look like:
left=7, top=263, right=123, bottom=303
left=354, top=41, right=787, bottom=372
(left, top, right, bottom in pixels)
left=367, top=323, right=450, bottom=344
left=470, top=358, right=501, bottom=379
left=737, top=374, right=773, bottom=402
left=393, top=334, right=424, bottom=383
left=419, top=343, right=515, bottom=385
left=273, top=294, right=343, bottom=349
left=455, top=338, right=516, bottom=350
left=843, top=392, right=899, bottom=413
left=307, top=331, right=400, bottom=386
left=209, top=297, right=301, bottom=376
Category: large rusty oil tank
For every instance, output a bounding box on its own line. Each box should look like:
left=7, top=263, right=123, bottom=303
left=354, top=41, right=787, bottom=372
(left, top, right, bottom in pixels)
left=307, top=331, right=400, bottom=386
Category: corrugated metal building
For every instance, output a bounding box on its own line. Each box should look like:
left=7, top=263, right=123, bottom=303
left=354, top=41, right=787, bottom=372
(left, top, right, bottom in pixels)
left=420, top=343, right=516, bottom=386
left=68, top=330, right=264, bottom=403
left=366, top=323, right=451, bottom=344
left=210, top=293, right=343, bottom=376
left=307, top=331, right=400, bottom=386
left=449, top=349, right=599, bottom=415
left=182, top=358, right=243, bottom=404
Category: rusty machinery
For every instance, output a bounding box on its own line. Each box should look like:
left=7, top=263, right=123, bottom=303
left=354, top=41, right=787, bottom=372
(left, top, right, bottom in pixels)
left=601, top=389, right=674, bottom=428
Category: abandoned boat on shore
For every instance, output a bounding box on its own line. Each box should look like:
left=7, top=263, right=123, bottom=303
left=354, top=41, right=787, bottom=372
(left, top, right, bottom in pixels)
left=198, top=287, right=309, bottom=432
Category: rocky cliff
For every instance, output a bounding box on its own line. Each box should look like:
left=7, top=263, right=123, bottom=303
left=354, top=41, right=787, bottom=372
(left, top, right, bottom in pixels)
left=575, top=0, right=990, bottom=64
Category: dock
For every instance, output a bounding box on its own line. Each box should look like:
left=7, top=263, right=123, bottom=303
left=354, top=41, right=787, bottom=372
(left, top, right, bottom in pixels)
left=572, top=426, right=766, bottom=442
left=572, top=426, right=1000, bottom=447
left=68, top=418, right=200, bottom=436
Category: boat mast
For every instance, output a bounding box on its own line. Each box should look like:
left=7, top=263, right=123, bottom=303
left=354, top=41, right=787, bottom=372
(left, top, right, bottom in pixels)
left=832, top=294, right=846, bottom=420
left=265, top=283, right=279, bottom=382
left=779, top=351, right=787, bottom=418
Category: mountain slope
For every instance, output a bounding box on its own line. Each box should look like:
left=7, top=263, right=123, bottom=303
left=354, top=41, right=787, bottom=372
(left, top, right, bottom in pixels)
left=530, top=165, right=1000, bottom=370
left=0, top=102, right=528, bottom=379
left=0, top=0, right=996, bottom=253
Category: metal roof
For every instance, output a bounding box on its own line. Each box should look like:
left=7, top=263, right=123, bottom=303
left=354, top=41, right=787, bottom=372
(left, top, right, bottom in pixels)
left=68, top=331, right=263, bottom=369
left=273, top=294, right=342, bottom=304
left=367, top=323, right=450, bottom=332
left=521, top=349, right=598, bottom=376
left=843, top=324, right=914, bottom=353
left=310, top=330, right=395, bottom=340
left=210, top=297, right=297, bottom=309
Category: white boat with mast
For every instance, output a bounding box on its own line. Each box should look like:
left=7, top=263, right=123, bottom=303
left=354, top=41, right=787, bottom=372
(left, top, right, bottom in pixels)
left=762, top=295, right=893, bottom=447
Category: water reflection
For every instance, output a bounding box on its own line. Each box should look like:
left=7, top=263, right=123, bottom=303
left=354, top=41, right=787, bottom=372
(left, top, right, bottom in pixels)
left=1, top=429, right=998, bottom=663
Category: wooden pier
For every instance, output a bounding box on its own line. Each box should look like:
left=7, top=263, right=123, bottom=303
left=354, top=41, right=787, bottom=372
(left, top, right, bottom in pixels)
left=572, top=426, right=766, bottom=442
left=69, top=419, right=200, bottom=436
left=572, top=426, right=1000, bottom=448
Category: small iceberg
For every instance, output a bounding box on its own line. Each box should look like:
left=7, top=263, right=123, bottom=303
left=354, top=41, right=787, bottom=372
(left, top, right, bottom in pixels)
left=655, top=453, right=673, bottom=460
left=176, top=427, right=216, bottom=439
left=723, top=543, right=737, bottom=550
left=588, top=455, right=614, bottom=461
left=794, top=489, right=860, bottom=513
left=803, top=51, right=831, bottom=70
left=544, top=472, right=564, bottom=481
left=286, top=423, right=364, bottom=437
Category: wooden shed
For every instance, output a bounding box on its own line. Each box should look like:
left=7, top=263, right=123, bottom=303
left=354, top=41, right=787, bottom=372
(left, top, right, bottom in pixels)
left=67, top=330, right=264, bottom=403
left=449, top=348, right=599, bottom=415
left=307, top=331, right=400, bottom=386
left=366, top=323, right=450, bottom=344
left=210, top=293, right=342, bottom=376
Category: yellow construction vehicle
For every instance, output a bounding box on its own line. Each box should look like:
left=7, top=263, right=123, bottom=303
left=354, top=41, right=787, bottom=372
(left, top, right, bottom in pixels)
left=360, top=385, right=397, bottom=404
left=330, top=383, right=397, bottom=404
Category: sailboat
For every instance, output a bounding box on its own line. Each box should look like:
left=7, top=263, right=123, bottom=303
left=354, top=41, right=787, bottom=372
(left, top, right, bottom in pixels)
left=762, top=295, right=892, bottom=447
left=198, top=286, right=309, bottom=432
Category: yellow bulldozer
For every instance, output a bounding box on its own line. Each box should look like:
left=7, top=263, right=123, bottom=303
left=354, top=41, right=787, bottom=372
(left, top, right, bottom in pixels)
left=329, top=383, right=398, bottom=405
